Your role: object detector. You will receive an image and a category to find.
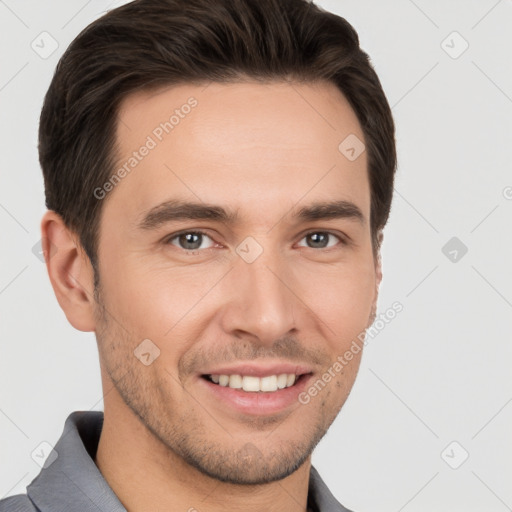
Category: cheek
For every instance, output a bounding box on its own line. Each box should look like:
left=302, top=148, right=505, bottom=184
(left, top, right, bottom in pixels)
left=99, top=253, right=171, bottom=319
left=293, top=260, right=376, bottom=340
left=97, top=257, right=224, bottom=355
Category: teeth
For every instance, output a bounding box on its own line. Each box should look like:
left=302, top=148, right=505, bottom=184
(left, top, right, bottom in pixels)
left=229, top=374, right=243, bottom=389
left=260, top=375, right=277, bottom=392
left=277, top=374, right=288, bottom=389
left=210, top=373, right=297, bottom=392
left=242, top=376, right=260, bottom=392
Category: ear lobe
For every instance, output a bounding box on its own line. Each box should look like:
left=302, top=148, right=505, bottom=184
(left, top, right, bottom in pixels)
left=41, top=210, right=97, bottom=332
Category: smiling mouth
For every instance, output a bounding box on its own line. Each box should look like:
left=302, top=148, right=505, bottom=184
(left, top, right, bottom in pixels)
left=201, top=373, right=311, bottom=393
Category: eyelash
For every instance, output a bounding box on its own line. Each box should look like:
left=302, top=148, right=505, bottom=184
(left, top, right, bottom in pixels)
left=164, top=229, right=348, bottom=252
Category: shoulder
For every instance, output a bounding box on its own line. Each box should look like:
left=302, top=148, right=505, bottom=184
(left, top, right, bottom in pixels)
left=0, top=494, right=38, bottom=512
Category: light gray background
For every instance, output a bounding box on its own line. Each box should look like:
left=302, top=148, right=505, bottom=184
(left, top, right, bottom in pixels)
left=1, top=1, right=511, bottom=511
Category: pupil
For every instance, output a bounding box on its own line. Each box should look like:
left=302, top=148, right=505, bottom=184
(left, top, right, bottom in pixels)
left=308, top=233, right=327, bottom=248
left=180, top=233, right=201, bottom=250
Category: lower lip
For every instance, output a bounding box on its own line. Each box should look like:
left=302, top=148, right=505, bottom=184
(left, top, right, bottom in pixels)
left=198, top=374, right=313, bottom=416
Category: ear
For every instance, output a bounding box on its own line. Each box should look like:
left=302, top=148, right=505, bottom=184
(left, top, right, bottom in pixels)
left=41, top=210, right=97, bottom=332
left=368, top=230, right=384, bottom=325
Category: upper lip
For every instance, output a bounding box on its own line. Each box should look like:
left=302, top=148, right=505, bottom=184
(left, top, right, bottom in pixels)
left=200, top=361, right=313, bottom=378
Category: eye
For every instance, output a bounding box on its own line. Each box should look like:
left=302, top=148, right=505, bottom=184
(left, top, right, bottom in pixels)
left=166, top=230, right=216, bottom=251
left=297, top=231, right=344, bottom=249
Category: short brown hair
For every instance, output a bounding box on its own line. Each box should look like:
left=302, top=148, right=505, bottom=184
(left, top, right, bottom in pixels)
left=39, top=0, right=396, bottom=275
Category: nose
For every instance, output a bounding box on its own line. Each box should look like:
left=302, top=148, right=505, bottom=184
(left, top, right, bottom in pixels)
left=218, top=250, right=298, bottom=346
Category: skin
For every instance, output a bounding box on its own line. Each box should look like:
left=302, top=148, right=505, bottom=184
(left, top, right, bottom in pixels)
left=42, top=80, right=382, bottom=512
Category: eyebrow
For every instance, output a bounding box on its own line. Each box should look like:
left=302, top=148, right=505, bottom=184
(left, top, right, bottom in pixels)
left=137, top=198, right=365, bottom=230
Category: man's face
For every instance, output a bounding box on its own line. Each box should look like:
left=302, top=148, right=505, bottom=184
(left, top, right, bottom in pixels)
left=93, top=80, right=379, bottom=484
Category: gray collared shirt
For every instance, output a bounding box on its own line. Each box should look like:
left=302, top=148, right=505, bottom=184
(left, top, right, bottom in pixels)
left=0, top=411, right=354, bottom=512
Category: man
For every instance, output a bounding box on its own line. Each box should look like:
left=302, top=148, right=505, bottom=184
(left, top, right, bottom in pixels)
left=1, top=0, right=396, bottom=510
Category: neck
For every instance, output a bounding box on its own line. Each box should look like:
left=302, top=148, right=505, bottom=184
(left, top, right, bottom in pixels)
left=95, top=390, right=312, bottom=512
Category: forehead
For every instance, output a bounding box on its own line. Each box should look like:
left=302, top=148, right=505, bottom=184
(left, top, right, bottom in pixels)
left=106, top=80, right=369, bottom=229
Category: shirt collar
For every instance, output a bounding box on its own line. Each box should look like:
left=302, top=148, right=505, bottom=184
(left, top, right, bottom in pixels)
left=27, top=411, right=352, bottom=512
left=27, top=411, right=125, bottom=512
